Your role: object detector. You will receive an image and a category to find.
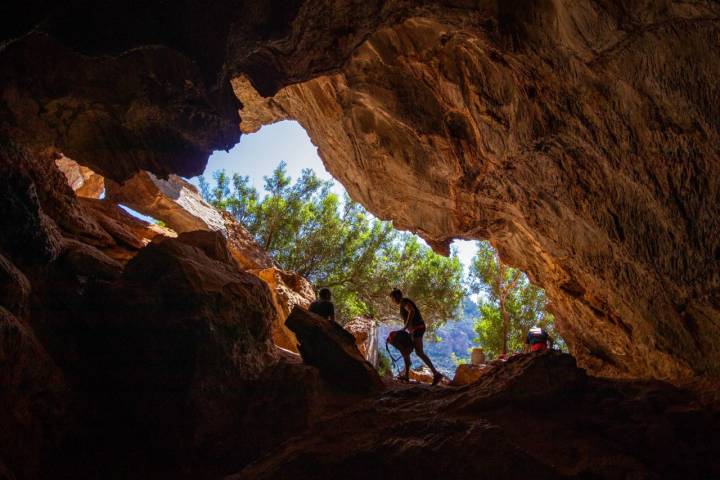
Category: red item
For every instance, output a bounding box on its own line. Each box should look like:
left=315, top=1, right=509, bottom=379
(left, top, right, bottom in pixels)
left=408, top=324, right=425, bottom=334
left=531, top=342, right=547, bottom=352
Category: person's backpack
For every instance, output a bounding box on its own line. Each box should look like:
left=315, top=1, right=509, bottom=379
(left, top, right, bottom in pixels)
left=385, top=329, right=414, bottom=375
left=387, top=329, right=413, bottom=355
left=527, top=327, right=548, bottom=345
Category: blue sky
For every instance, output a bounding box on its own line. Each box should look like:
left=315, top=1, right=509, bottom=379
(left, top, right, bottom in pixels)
left=191, top=120, right=479, bottom=272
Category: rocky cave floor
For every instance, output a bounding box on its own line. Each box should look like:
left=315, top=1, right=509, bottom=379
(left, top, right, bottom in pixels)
left=50, top=352, right=716, bottom=480
left=226, top=352, right=720, bottom=480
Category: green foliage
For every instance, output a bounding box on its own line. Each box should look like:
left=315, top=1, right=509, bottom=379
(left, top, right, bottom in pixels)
left=450, top=352, right=468, bottom=366
left=199, top=162, right=464, bottom=324
left=377, top=351, right=392, bottom=377
left=469, top=241, right=563, bottom=358
left=419, top=297, right=477, bottom=373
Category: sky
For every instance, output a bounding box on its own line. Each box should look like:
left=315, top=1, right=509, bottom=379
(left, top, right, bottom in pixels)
left=191, top=120, right=479, bottom=273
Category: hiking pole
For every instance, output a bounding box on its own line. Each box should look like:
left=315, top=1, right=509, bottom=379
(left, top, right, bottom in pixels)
left=385, top=340, right=402, bottom=377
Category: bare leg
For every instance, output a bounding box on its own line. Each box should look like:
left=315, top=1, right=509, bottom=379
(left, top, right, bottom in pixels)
left=400, top=352, right=411, bottom=380
left=413, top=337, right=439, bottom=375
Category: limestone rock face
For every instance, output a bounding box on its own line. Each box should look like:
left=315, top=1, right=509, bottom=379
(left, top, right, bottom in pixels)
left=285, top=306, right=383, bottom=392
left=344, top=317, right=379, bottom=367
left=0, top=253, right=31, bottom=317
left=1, top=0, right=719, bottom=386
left=0, top=143, right=64, bottom=265
left=105, top=171, right=225, bottom=233
left=222, top=211, right=276, bottom=270
left=252, top=268, right=315, bottom=352
left=233, top=3, right=720, bottom=381
left=0, top=32, right=239, bottom=182
left=76, top=198, right=176, bottom=263
left=0, top=141, right=175, bottom=268
left=55, top=156, right=104, bottom=198
left=105, top=171, right=274, bottom=270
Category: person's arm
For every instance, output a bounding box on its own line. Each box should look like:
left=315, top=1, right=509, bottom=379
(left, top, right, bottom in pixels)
left=403, top=302, right=415, bottom=331
left=329, top=303, right=336, bottom=323
left=524, top=333, right=531, bottom=353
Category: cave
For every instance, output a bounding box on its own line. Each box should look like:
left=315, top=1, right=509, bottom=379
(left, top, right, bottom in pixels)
left=1, top=1, right=719, bottom=479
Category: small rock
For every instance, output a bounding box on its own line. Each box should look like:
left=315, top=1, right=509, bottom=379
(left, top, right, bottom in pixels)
left=451, top=363, right=488, bottom=386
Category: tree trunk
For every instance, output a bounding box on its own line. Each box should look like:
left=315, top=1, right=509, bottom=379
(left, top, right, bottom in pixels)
left=500, top=294, right=509, bottom=355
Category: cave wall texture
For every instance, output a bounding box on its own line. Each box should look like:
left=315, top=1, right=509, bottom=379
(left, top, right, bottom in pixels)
left=1, top=0, right=719, bottom=387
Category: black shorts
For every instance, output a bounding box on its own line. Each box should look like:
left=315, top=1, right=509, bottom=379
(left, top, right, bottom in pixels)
left=410, top=325, right=426, bottom=340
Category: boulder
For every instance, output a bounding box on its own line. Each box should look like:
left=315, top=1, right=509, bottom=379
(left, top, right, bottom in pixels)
left=252, top=268, right=314, bottom=352
left=409, top=366, right=434, bottom=384
left=77, top=231, right=279, bottom=462
left=452, top=352, right=587, bottom=411
left=451, top=364, right=488, bottom=386
left=285, top=306, right=383, bottom=393
left=0, top=307, right=69, bottom=480
left=344, top=317, right=379, bottom=367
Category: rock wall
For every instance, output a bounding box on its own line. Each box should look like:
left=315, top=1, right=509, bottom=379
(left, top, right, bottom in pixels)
left=103, top=169, right=314, bottom=353
left=252, top=268, right=315, bottom=352
left=344, top=317, right=380, bottom=367
left=1, top=0, right=718, bottom=383
left=0, top=2, right=719, bottom=477
left=104, top=171, right=276, bottom=270
left=0, top=307, right=69, bottom=480
left=232, top=3, right=720, bottom=381
left=0, top=142, right=291, bottom=477
left=55, top=156, right=104, bottom=198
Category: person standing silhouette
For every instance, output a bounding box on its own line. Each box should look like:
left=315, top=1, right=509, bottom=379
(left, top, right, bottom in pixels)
left=389, top=288, right=442, bottom=385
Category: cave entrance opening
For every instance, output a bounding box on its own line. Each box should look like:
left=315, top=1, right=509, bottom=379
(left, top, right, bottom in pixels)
left=194, top=120, right=562, bottom=379
left=117, top=204, right=163, bottom=226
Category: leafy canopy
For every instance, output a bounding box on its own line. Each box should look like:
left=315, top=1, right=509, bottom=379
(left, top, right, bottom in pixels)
left=199, top=162, right=464, bottom=325
left=468, top=241, right=563, bottom=358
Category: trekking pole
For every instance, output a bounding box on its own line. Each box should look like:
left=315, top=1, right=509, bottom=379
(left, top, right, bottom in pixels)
left=386, top=340, right=402, bottom=376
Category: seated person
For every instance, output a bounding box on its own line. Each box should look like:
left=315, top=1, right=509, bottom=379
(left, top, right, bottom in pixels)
left=309, top=287, right=336, bottom=322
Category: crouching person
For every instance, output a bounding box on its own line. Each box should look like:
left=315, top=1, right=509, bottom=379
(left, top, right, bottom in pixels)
left=525, top=326, right=553, bottom=353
